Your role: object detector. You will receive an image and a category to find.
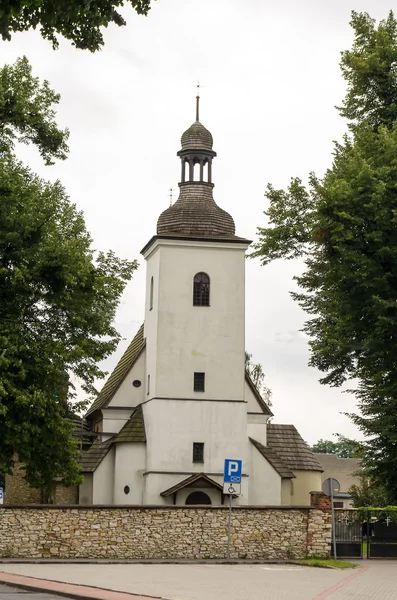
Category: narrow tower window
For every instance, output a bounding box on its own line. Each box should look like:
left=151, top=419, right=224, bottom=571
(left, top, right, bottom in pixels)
left=193, top=272, right=210, bottom=306
left=149, top=276, right=154, bottom=311
left=194, top=372, right=205, bottom=392
left=147, top=374, right=150, bottom=395
left=192, top=442, right=204, bottom=463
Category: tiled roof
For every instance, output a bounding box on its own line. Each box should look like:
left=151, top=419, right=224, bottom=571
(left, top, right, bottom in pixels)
left=157, top=184, right=236, bottom=238
left=113, top=406, right=146, bottom=443
left=181, top=121, right=213, bottom=151
left=245, top=372, right=273, bottom=416
left=86, top=324, right=145, bottom=417
left=79, top=438, right=113, bottom=472
left=160, top=473, right=223, bottom=497
left=267, top=424, right=323, bottom=472
left=250, top=438, right=295, bottom=479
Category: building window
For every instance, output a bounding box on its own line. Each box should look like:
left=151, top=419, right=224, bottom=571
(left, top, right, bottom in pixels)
left=147, top=374, right=150, bottom=395
left=193, top=272, right=210, bottom=306
left=333, top=501, right=344, bottom=508
left=193, top=442, right=204, bottom=463
left=194, top=372, right=205, bottom=392
left=149, top=276, right=154, bottom=310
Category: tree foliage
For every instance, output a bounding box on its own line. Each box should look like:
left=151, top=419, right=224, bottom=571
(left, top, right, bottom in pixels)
left=0, top=58, right=137, bottom=491
left=245, top=352, right=272, bottom=407
left=348, top=477, right=390, bottom=507
left=252, top=11, right=397, bottom=501
left=0, top=57, right=69, bottom=165
left=311, top=438, right=361, bottom=459
left=0, top=0, right=153, bottom=52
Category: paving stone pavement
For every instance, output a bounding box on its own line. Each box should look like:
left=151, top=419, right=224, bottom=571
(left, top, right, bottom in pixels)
left=0, top=561, right=396, bottom=600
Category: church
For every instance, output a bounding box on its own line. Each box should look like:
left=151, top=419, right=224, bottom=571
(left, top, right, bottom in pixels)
left=79, top=98, right=323, bottom=507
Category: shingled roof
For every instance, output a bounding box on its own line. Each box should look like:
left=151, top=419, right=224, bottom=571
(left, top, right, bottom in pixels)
left=266, top=424, right=323, bottom=472
left=79, top=438, right=113, bottom=472
left=157, top=184, right=236, bottom=238
left=113, top=406, right=146, bottom=443
left=160, top=473, right=223, bottom=497
left=181, top=121, right=213, bottom=151
left=86, top=324, right=145, bottom=417
left=250, top=438, right=295, bottom=479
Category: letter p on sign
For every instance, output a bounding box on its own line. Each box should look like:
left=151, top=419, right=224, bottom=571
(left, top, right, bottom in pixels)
left=228, top=461, right=239, bottom=476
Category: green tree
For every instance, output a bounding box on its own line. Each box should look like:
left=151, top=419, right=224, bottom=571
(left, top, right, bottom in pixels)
left=348, top=477, right=390, bottom=507
left=0, top=0, right=153, bottom=52
left=0, top=57, right=69, bottom=165
left=245, top=352, right=272, bottom=407
left=311, top=438, right=361, bottom=459
left=0, top=58, right=137, bottom=492
left=252, top=11, right=397, bottom=501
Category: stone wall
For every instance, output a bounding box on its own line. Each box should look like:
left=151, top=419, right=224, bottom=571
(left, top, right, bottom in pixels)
left=0, top=501, right=331, bottom=560
left=5, top=461, right=79, bottom=506
left=4, top=464, right=42, bottom=505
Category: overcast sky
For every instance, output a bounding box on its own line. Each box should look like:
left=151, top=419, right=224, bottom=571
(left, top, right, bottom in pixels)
left=1, top=0, right=393, bottom=444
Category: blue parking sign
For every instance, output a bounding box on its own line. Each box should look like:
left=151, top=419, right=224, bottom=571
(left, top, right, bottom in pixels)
left=224, top=459, right=242, bottom=484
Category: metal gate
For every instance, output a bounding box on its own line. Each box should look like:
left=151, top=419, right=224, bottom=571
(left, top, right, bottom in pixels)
left=366, top=509, right=397, bottom=558
left=334, top=509, right=363, bottom=558
left=333, top=508, right=397, bottom=559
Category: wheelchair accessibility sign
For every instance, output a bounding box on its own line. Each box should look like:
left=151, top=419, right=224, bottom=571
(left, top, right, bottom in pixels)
left=223, top=459, right=242, bottom=496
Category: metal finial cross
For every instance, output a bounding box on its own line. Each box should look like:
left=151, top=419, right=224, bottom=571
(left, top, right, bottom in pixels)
left=196, top=80, right=200, bottom=121
left=169, top=187, right=174, bottom=206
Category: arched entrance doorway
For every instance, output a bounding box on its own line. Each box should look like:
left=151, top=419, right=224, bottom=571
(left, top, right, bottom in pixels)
left=185, top=491, right=212, bottom=505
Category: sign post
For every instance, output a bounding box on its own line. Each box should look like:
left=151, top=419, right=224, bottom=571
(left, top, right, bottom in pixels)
left=223, top=459, right=242, bottom=560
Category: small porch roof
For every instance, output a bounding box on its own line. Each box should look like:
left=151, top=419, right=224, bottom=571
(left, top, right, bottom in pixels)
left=160, top=473, right=223, bottom=497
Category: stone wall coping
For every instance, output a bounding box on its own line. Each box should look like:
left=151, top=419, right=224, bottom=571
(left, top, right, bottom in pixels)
left=1, top=504, right=319, bottom=511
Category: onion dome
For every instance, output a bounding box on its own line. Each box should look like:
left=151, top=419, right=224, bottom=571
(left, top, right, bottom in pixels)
left=181, top=121, right=213, bottom=151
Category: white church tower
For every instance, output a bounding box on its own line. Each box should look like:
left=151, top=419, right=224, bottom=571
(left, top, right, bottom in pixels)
left=140, top=96, right=251, bottom=503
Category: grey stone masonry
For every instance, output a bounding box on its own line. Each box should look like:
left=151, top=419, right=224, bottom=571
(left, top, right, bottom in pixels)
left=0, top=505, right=331, bottom=560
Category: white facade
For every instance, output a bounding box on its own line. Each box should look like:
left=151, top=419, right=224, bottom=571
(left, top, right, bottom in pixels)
left=142, top=238, right=248, bottom=402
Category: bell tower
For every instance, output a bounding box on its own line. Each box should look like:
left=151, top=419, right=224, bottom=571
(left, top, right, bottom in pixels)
left=140, top=99, right=251, bottom=499
left=141, top=98, right=251, bottom=402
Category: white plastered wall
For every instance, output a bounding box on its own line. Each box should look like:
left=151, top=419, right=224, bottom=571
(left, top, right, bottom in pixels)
left=143, top=248, right=160, bottom=399
left=249, top=442, right=281, bottom=505
left=101, top=407, right=134, bottom=435
left=79, top=473, right=93, bottom=505
left=143, top=398, right=249, bottom=505
left=113, top=443, right=146, bottom=505
left=142, top=239, right=249, bottom=402
left=107, top=350, right=146, bottom=410
left=92, top=447, right=115, bottom=504
left=291, top=470, right=322, bottom=506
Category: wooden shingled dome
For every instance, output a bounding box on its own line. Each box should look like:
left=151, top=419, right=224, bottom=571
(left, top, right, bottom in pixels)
left=181, top=121, right=213, bottom=151
left=157, top=184, right=235, bottom=237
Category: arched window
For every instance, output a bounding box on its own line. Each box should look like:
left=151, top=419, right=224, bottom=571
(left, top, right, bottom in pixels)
left=193, top=272, right=210, bottom=306
left=149, top=276, right=154, bottom=310
left=185, top=491, right=211, bottom=505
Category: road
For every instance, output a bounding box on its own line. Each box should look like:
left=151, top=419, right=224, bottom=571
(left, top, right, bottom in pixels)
left=0, top=561, right=396, bottom=600
left=0, top=583, right=74, bottom=600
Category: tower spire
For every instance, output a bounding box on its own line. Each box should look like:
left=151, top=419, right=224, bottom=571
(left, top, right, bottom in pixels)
left=196, top=81, right=200, bottom=121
